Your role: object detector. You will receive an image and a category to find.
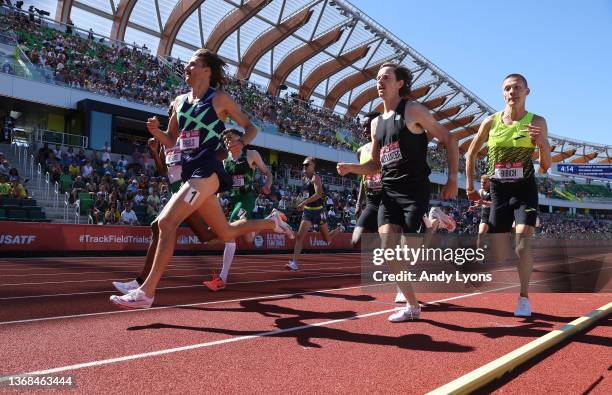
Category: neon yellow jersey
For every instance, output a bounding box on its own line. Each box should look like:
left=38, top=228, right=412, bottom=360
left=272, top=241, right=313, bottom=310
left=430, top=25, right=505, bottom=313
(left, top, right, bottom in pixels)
left=487, top=111, right=536, bottom=181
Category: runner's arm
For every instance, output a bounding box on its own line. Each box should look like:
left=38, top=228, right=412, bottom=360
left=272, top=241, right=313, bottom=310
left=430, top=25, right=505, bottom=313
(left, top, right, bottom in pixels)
left=466, top=116, right=493, bottom=200
left=301, top=175, right=324, bottom=206
left=146, top=108, right=179, bottom=149
left=147, top=138, right=168, bottom=177
left=248, top=149, right=273, bottom=194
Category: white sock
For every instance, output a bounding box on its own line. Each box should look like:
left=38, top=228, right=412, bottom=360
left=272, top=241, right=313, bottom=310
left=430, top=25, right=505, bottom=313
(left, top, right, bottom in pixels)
left=220, top=242, right=236, bottom=282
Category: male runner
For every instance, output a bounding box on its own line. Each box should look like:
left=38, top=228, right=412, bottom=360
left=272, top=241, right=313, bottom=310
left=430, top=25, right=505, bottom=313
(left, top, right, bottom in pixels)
left=352, top=112, right=382, bottom=247
left=465, top=73, right=551, bottom=317
left=203, top=128, right=291, bottom=291
left=337, top=62, right=459, bottom=322
left=286, top=156, right=344, bottom=271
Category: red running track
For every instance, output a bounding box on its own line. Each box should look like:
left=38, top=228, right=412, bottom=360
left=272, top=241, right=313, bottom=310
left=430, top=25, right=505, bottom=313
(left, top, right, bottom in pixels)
left=0, top=253, right=610, bottom=393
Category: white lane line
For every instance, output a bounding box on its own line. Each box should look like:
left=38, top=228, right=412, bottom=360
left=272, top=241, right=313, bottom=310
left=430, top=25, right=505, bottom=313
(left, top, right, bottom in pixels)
left=0, top=281, right=381, bottom=326
left=0, top=257, right=359, bottom=272
left=0, top=272, right=360, bottom=303
left=0, top=262, right=360, bottom=287
left=0, top=267, right=359, bottom=287
left=0, top=285, right=520, bottom=381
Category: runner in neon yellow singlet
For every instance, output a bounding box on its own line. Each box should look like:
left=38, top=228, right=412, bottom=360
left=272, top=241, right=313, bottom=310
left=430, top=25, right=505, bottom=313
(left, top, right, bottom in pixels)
left=465, top=74, right=551, bottom=317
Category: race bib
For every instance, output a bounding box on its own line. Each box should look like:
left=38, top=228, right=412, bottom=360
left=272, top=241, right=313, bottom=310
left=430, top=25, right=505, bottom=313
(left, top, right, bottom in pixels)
left=232, top=175, right=245, bottom=187
left=494, top=162, right=523, bottom=180
left=165, top=148, right=181, bottom=165
left=167, top=165, right=181, bottom=184
left=380, top=141, right=402, bottom=167
left=303, top=191, right=310, bottom=199
left=179, top=130, right=200, bottom=151
left=366, top=173, right=382, bottom=191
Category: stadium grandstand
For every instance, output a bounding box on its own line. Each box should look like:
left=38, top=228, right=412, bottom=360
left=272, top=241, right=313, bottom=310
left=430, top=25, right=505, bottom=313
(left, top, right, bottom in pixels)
left=0, top=0, right=609, bottom=238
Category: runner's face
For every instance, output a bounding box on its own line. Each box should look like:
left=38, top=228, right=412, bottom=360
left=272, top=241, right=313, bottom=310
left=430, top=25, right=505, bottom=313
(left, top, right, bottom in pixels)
left=184, top=56, right=211, bottom=86
left=302, top=161, right=314, bottom=176
left=376, top=67, right=402, bottom=100
left=481, top=177, right=490, bottom=190
left=502, top=77, right=529, bottom=107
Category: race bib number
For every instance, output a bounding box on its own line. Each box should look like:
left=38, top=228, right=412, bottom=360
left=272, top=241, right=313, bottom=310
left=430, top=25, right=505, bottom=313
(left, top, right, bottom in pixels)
left=167, top=165, right=181, bottom=184
left=179, top=130, right=200, bottom=151
left=494, top=162, right=523, bottom=180
left=366, top=173, right=382, bottom=191
left=380, top=141, right=402, bottom=167
left=232, top=175, right=245, bottom=188
left=165, top=148, right=181, bottom=165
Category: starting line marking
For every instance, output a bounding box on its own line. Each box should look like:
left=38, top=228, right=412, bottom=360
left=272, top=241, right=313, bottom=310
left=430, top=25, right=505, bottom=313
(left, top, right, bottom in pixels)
left=428, top=301, right=612, bottom=395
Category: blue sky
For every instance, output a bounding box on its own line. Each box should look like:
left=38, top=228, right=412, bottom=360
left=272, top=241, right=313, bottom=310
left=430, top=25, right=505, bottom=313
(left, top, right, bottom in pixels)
left=352, top=0, right=612, bottom=146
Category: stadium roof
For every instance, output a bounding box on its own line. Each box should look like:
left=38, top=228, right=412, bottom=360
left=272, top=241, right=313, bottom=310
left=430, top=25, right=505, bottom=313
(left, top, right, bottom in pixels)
left=22, top=0, right=612, bottom=163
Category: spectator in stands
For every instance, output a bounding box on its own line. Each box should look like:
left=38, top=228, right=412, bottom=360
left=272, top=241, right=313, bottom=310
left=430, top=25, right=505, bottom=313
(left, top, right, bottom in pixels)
left=91, top=192, right=108, bottom=225
left=81, top=159, right=93, bottom=181
left=8, top=167, right=20, bottom=182
left=52, top=144, right=62, bottom=159
left=0, top=174, right=10, bottom=196
left=68, top=160, right=80, bottom=178
left=117, top=155, right=128, bottom=172
left=9, top=179, right=26, bottom=199
left=104, top=203, right=120, bottom=225
left=70, top=175, right=86, bottom=203
left=102, top=142, right=111, bottom=162
left=37, top=143, right=52, bottom=165
left=120, top=201, right=139, bottom=226
left=0, top=159, right=9, bottom=176
left=133, top=189, right=145, bottom=207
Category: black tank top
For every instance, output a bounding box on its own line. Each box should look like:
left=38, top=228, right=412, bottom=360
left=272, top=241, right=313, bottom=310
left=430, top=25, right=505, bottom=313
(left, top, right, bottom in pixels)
left=375, top=100, right=430, bottom=188
left=303, top=175, right=323, bottom=209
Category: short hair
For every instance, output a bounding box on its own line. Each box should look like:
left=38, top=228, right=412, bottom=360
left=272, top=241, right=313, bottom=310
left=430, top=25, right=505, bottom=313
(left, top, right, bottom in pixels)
left=380, top=62, right=413, bottom=97
left=304, top=156, right=316, bottom=165
left=193, top=48, right=227, bottom=88
left=503, top=73, right=528, bottom=87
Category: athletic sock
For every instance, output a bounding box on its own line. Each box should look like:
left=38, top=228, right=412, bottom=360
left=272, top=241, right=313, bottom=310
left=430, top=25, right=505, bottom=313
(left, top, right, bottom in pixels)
left=220, top=242, right=236, bottom=282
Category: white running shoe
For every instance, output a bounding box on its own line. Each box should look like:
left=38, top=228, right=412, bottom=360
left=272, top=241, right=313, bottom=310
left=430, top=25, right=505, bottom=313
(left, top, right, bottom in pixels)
left=286, top=260, right=299, bottom=271
left=429, top=207, right=456, bottom=232
left=112, top=279, right=140, bottom=295
left=514, top=296, right=532, bottom=317
left=388, top=304, right=421, bottom=322
left=267, top=209, right=295, bottom=239
left=110, top=289, right=153, bottom=309
left=395, top=288, right=407, bottom=303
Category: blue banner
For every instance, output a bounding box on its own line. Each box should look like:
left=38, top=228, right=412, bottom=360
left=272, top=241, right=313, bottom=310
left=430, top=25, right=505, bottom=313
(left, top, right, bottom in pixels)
left=555, top=163, right=612, bottom=180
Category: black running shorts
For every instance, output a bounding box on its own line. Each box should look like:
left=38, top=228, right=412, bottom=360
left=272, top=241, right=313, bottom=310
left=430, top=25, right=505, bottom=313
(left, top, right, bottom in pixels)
left=489, top=177, right=538, bottom=233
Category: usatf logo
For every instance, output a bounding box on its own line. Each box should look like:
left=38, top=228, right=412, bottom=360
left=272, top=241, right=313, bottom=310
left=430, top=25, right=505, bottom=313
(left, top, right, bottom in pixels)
left=266, top=234, right=285, bottom=248
left=0, top=234, right=36, bottom=245
left=253, top=235, right=264, bottom=248
left=309, top=236, right=329, bottom=247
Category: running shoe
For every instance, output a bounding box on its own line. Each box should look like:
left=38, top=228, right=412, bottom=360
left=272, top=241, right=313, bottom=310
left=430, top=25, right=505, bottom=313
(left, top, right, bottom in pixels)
left=267, top=209, right=295, bottom=239
left=514, top=296, right=532, bottom=317
left=203, top=274, right=226, bottom=291
left=429, top=207, right=456, bottom=232
left=112, top=279, right=140, bottom=295
left=388, top=304, right=421, bottom=322
left=110, top=289, right=153, bottom=309
left=337, top=224, right=346, bottom=233
left=286, top=260, right=299, bottom=271
left=395, top=288, right=407, bottom=303
left=422, top=214, right=433, bottom=229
